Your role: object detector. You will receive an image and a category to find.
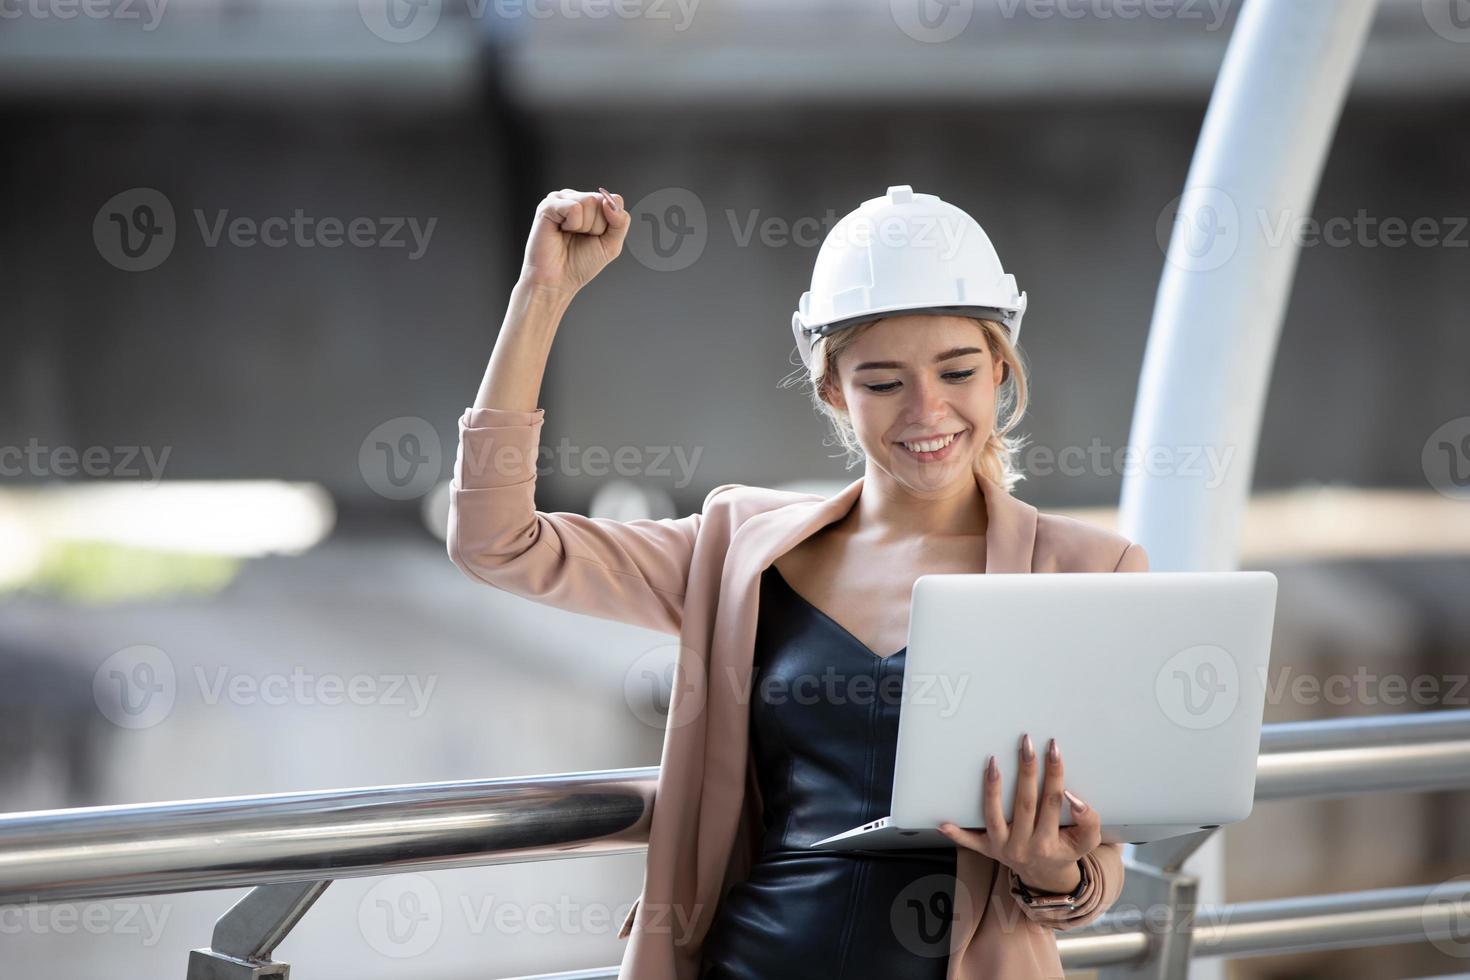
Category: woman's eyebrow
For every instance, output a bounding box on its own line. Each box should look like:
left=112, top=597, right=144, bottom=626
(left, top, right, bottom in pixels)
left=853, top=346, right=986, bottom=372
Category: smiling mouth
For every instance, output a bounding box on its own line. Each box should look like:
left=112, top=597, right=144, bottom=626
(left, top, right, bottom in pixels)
left=897, top=430, right=965, bottom=458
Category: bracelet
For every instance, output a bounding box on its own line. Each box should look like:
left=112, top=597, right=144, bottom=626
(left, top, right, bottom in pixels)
left=1012, top=859, right=1089, bottom=910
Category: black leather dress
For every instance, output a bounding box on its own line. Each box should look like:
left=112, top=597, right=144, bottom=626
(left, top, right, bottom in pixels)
left=699, top=565, right=957, bottom=979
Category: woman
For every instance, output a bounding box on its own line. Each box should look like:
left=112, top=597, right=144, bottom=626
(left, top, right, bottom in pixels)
left=448, top=185, right=1146, bottom=980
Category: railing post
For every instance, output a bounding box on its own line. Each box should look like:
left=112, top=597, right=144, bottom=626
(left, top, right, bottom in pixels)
left=1098, top=830, right=1216, bottom=980
left=186, top=880, right=331, bottom=979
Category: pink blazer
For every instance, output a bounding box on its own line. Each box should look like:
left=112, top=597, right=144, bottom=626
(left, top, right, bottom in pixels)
left=448, top=406, right=1148, bottom=980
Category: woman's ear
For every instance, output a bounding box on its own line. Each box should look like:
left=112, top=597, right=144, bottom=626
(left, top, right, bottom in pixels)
left=820, top=375, right=847, bottom=411
left=994, top=356, right=1009, bottom=386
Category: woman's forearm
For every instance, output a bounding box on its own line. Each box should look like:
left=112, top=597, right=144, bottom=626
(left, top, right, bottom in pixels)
left=473, top=278, right=577, bottom=413
left=475, top=187, right=626, bottom=411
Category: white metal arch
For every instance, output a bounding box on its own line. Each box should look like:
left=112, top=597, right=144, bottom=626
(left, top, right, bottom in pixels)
left=1118, top=1, right=1379, bottom=977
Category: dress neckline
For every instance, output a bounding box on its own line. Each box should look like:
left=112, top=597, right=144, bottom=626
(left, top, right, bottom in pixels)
left=766, top=565, right=907, bottom=662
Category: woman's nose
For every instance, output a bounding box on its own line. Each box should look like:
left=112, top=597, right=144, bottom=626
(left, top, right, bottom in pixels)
left=907, top=378, right=949, bottom=423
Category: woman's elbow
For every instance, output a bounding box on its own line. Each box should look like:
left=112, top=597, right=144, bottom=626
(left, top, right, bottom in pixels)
left=445, top=506, right=540, bottom=588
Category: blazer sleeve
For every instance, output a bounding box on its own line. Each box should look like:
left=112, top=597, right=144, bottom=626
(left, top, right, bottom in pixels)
left=446, top=406, right=732, bottom=636
left=1004, top=843, right=1125, bottom=931
left=1004, top=537, right=1149, bottom=929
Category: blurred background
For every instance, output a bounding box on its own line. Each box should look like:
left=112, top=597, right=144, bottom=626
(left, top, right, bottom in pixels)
left=1, top=0, right=1468, bottom=976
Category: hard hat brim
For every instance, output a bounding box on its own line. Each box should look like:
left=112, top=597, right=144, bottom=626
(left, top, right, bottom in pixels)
left=805, top=302, right=1024, bottom=338
left=792, top=299, right=1027, bottom=370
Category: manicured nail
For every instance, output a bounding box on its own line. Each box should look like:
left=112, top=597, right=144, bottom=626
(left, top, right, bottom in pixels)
left=986, top=754, right=999, bottom=782
left=1021, top=733, right=1035, bottom=762
left=1048, top=738, right=1061, bottom=763
left=939, top=823, right=954, bottom=834
left=1064, top=790, right=1088, bottom=812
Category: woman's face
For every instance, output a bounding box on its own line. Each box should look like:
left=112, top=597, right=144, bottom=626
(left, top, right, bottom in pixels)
left=825, top=315, right=1006, bottom=496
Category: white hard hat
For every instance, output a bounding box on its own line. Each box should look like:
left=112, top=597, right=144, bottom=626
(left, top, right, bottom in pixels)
left=791, top=185, right=1027, bottom=370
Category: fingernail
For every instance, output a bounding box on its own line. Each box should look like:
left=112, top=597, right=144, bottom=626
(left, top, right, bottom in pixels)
left=1064, top=790, right=1088, bottom=812
left=938, top=823, right=954, bottom=833
left=986, top=754, right=999, bottom=782
left=1021, top=733, right=1035, bottom=762
left=1048, top=738, right=1060, bottom=763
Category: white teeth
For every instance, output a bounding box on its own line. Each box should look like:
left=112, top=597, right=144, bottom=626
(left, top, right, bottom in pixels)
left=902, top=433, right=957, bottom=454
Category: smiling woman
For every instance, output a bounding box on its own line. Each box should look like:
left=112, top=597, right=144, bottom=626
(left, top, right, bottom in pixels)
left=448, top=184, right=1139, bottom=980
left=785, top=185, right=1033, bottom=494
left=789, top=315, right=1031, bottom=492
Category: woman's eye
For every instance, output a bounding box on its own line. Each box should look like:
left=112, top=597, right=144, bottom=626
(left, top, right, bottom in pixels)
left=864, top=370, right=975, bottom=394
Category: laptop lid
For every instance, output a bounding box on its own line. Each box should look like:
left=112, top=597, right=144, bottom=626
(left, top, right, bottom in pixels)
left=889, top=571, right=1277, bottom=833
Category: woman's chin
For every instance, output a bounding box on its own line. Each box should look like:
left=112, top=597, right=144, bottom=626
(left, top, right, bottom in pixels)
left=887, top=459, right=973, bottom=494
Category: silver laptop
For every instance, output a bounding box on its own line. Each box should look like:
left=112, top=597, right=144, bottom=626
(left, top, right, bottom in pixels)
left=810, top=571, right=1278, bottom=849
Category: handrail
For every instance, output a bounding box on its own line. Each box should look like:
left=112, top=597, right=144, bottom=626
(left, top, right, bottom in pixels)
left=1259, top=709, right=1470, bottom=752
left=1256, top=738, right=1470, bottom=801
left=495, top=880, right=1470, bottom=977
left=1, top=710, right=1468, bottom=905
left=0, top=767, right=658, bottom=904
left=1188, top=880, right=1470, bottom=959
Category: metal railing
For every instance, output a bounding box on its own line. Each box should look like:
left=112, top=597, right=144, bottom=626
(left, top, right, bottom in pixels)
left=1, top=710, right=1469, bottom=979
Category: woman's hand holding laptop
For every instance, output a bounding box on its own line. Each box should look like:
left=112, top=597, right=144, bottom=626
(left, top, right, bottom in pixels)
left=936, top=733, right=1099, bottom=895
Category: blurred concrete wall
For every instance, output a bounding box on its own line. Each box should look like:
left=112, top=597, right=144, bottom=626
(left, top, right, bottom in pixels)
left=3, top=96, right=1467, bottom=514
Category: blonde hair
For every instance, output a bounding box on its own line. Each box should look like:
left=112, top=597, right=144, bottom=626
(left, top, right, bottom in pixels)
left=782, top=316, right=1031, bottom=493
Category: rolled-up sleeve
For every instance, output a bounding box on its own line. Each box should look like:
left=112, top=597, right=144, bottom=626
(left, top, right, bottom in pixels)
left=446, top=406, right=720, bottom=636
left=1005, top=842, right=1125, bottom=930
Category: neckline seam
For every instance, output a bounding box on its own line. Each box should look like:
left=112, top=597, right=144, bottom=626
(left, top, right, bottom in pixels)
left=765, top=565, right=908, bottom=662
